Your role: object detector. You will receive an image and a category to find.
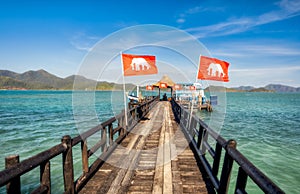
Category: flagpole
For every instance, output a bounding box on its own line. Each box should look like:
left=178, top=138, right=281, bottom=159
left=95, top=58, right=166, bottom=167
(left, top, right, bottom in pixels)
left=196, top=55, right=202, bottom=83
left=196, top=55, right=204, bottom=107
left=137, top=85, right=139, bottom=100
left=120, top=52, right=128, bottom=129
left=188, top=90, right=195, bottom=131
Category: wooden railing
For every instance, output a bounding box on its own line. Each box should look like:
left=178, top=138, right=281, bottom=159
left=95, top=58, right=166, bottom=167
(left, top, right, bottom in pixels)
left=0, top=96, right=159, bottom=194
left=171, top=98, right=285, bottom=194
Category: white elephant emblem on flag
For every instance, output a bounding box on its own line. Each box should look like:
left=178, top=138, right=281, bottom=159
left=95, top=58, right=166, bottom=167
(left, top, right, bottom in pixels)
left=207, top=63, right=226, bottom=77
left=197, top=56, right=229, bottom=82
left=130, top=58, right=151, bottom=71
left=121, top=53, right=157, bottom=76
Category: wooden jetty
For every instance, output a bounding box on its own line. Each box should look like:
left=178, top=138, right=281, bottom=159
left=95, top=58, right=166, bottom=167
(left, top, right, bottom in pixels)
left=79, top=101, right=210, bottom=194
left=0, top=96, right=285, bottom=194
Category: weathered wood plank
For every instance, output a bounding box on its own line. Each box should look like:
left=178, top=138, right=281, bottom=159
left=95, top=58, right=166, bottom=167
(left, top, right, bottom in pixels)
left=79, top=102, right=209, bottom=194
left=163, top=106, right=173, bottom=194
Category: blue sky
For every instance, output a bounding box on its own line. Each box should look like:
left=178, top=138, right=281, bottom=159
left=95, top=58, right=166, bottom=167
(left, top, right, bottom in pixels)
left=0, top=0, right=299, bottom=87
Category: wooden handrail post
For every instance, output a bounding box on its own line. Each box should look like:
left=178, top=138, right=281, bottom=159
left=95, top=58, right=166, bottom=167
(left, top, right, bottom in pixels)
left=197, top=125, right=204, bottom=149
left=201, top=130, right=208, bottom=154
left=183, top=110, right=187, bottom=127
left=179, top=106, right=182, bottom=120
left=101, top=128, right=107, bottom=152
left=5, top=155, right=20, bottom=194
left=117, top=117, right=123, bottom=136
left=218, top=139, right=237, bottom=194
left=61, top=135, right=75, bottom=194
left=235, top=167, right=248, bottom=193
left=109, top=124, right=113, bottom=146
left=40, top=161, right=51, bottom=194
left=212, top=143, right=222, bottom=176
left=81, top=140, right=89, bottom=174
left=190, top=117, right=197, bottom=136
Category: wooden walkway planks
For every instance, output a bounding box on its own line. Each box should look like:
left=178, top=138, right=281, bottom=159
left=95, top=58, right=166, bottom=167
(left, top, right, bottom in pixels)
left=79, top=101, right=210, bottom=194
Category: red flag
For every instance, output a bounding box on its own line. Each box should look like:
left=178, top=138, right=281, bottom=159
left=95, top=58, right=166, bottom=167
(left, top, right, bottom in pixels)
left=197, top=56, right=229, bottom=82
left=159, top=83, right=168, bottom=88
left=190, top=86, right=196, bottom=90
left=146, top=85, right=153, bottom=90
left=174, top=84, right=182, bottom=90
left=122, top=53, right=157, bottom=76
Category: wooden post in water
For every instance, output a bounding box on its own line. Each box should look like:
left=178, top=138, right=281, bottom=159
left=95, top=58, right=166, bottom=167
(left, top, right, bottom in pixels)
left=5, top=155, right=20, bottom=194
left=61, top=135, right=75, bottom=194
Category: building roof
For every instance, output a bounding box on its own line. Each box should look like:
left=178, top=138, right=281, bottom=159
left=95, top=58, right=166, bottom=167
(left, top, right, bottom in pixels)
left=153, top=75, right=176, bottom=87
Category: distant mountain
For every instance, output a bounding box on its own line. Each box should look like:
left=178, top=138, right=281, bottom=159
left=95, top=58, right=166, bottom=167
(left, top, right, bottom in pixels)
left=0, top=69, right=135, bottom=90
left=0, top=69, right=62, bottom=89
left=248, top=87, right=275, bottom=93
left=233, top=86, right=255, bottom=91
left=0, top=70, right=19, bottom=78
left=229, top=84, right=300, bottom=93
left=264, top=84, right=300, bottom=93
left=205, top=86, right=243, bottom=92
left=1, top=69, right=299, bottom=92
left=63, top=75, right=97, bottom=90
left=0, top=76, right=28, bottom=89
left=206, top=84, right=297, bottom=93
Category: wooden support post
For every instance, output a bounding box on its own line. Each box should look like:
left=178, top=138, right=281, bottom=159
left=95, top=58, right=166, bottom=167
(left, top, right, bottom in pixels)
left=158, top=88, right=161, bottom=99
left=131, top=109, right=135, bottom=121
left=184, top=110, right=188, bottom=127
left=109, top=124, right=113, bottom=146
left=121, top=111, right=126, bottom=134
left=197, top=125, right=204, bottom=149
left=180, top=106, right=182, bottom=120
left=201, top=130, right=208, bottom=154
left=61, top=135, right=75, bottom=194
left=219, top=140, right=236, bottom=194
left=212, top=143, right=222, bottom=176
left=81, top=140, right=89, bottom=174
left=235, top=167, right=248, bottom=193
left=40, top=161, right=51, bottom=194
left=146, top=102, right=149, bottom=113
left=5, top=155, right=20, bottom=194
left=117, top=117, right=123, bottom=136
left=190, top=117, right=197, bottom=136
left=101, top=128, right=107, bottom=152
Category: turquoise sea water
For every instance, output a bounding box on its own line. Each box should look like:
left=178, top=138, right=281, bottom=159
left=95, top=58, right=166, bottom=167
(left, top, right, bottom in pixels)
left=0, top=91, right=299, bottom=193
left=221, top=92, right=300, bottom=193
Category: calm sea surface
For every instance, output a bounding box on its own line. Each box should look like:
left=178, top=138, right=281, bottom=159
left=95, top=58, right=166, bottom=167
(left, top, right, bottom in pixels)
left=0, top=91, right=299, bottom=193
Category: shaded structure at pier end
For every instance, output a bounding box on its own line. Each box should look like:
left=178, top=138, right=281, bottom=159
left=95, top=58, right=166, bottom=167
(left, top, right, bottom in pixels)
left=152, top=75, right=176, bottom=98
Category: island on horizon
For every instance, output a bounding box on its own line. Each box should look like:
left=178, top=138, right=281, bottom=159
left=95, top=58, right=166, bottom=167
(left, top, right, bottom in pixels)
left=1, top=69, right=300, bottom=93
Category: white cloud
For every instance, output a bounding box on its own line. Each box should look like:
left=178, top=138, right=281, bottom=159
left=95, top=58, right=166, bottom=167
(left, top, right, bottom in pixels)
left=212, top=42, right=300, bottom=58
left=176, top=5, right=224, bottom=24
left=230, top=66, right=300, bottom=72
left=176, top=18, right=185, bottom=24
left=187, top=18, right=253, bottom=37
left=277, top=0, right=300, bottom=13
left=70, top=32, right=100, bottom=52
left=186, top=6, right=203, bottom=14
left=186, top=0, right=300, bottom=38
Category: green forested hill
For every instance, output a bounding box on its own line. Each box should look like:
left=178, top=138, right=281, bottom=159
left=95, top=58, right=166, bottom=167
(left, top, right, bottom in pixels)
left=0, top=69, right=135, bottom=90
left=1, top=69, right=299, bottom=92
